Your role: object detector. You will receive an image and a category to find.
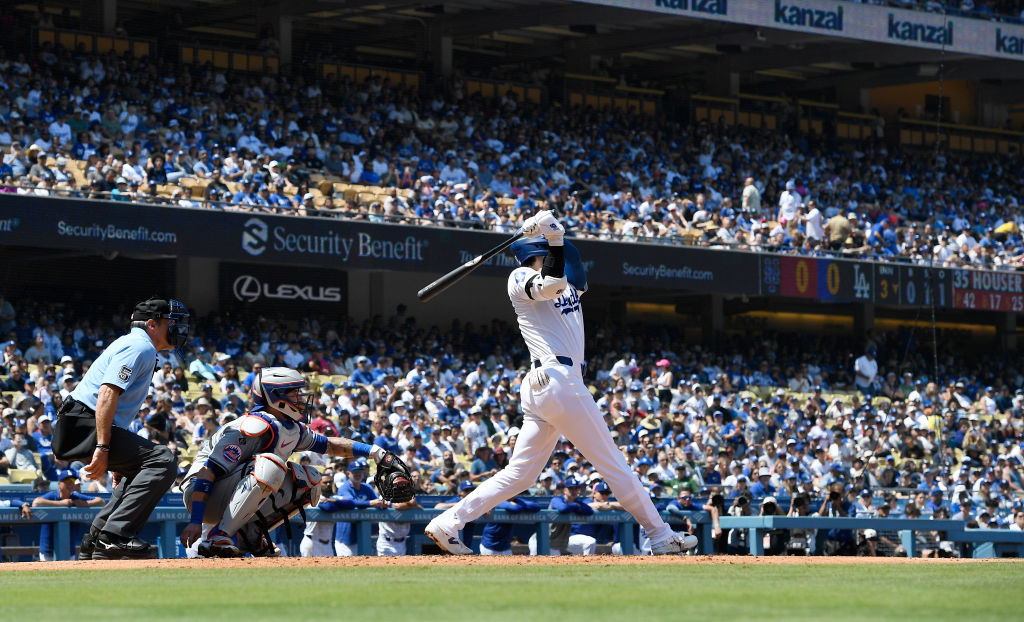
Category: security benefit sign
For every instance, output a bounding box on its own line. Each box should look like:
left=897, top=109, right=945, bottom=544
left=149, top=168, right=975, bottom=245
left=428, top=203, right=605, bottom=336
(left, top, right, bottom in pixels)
left=220, top=263, right=347, bottom=313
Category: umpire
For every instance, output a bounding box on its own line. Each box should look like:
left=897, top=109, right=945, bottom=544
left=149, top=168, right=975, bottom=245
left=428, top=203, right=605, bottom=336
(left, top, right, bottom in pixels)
left=53, top=298, right=190, bottom=560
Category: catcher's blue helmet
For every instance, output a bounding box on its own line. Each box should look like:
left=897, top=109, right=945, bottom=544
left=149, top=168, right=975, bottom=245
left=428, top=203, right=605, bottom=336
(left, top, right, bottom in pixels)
left=510, top=236, right=549, bottom=265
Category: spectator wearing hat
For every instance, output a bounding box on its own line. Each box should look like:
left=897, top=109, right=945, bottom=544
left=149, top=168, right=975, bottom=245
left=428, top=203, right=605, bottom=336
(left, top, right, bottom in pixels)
left=373, top=420, right=400, bottom=455
left=749, top=466, right=776, bottom=498
left=32, top=414, right=55, bottom=455
left=330, top=458, right=387, bottom=556
left=32, top=469, right=102, bottom=560
left=530, top=478, right=596, bottom=556
left=4, top=431, right=38, bottom=470
left=469, top=442, right=499, bottom=482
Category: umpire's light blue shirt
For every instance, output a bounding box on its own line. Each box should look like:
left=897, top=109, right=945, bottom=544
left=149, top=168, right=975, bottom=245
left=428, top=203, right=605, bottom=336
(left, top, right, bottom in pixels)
left=70, top=327, right=157, bottom=429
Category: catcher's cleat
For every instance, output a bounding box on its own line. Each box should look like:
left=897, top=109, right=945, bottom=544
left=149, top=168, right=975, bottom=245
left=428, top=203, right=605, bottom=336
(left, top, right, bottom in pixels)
left=425, top=520, right=472, bottom=555
left=197, top=529, right=242, bottom=558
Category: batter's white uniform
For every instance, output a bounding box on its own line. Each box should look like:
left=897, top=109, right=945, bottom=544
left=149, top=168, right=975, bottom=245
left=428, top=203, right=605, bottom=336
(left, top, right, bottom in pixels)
left=429, top=264, right=674, bottom=548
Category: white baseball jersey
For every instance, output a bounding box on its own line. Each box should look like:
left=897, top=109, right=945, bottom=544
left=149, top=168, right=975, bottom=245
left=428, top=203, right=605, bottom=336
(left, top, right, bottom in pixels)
left=507, top=266, right=584, bottom=364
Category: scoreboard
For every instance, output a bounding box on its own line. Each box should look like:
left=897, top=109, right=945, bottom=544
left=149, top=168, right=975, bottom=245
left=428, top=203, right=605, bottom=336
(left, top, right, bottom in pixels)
left=760, top=256, right=953, bottom=308
left=951, top=269, right=1024, bottom=312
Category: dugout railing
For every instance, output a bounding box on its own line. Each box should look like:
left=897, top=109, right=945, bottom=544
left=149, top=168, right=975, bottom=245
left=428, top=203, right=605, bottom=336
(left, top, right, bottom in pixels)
left=4, top=507, right=1023, bottom=561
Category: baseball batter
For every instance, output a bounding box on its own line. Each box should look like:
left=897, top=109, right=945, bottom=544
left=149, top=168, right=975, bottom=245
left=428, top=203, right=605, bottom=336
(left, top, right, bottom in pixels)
left=179, top=367, right=408, bottom=557
left=426, top=210, right=697, bottom=555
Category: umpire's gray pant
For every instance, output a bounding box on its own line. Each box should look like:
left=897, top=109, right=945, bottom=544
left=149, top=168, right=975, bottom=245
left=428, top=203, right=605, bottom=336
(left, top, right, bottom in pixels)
left=54, top=405, right=177, bottom=538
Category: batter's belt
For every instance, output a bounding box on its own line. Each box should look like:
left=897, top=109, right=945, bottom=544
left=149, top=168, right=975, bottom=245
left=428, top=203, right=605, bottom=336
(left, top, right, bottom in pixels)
left=532, top=356, right=585, bottom=375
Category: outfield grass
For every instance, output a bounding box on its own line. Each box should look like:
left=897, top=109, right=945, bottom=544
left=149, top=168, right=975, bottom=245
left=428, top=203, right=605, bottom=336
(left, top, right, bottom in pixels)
left=2, top=562, right=1020, bottom=621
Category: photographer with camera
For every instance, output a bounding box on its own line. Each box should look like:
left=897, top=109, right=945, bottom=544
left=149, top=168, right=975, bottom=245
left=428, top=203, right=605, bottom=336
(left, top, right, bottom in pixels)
left=819, top=481, right=856, bottom=555
left=759, top=496, right=788, bottom=555
left=726, top=491, right=753, bottom=554
left=786, top=493, right=816, bottom=555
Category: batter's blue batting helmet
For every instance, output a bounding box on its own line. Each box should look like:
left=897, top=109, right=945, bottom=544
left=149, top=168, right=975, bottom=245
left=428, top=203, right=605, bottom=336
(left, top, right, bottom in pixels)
left=510, top=236, right=549, bottom=265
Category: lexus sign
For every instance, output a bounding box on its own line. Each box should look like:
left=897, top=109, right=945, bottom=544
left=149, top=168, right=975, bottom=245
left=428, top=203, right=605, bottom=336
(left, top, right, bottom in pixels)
left=232, top=274, right=342, bottom=303
left=220, top=263, right=347, bottom=312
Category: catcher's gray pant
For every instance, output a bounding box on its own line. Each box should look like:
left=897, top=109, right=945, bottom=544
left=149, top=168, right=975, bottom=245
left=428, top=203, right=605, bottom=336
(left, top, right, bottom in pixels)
left=182, top=454, right=320, bottom=552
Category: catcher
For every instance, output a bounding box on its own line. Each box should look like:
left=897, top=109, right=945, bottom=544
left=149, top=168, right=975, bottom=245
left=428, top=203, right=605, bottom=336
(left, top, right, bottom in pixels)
left=179, top=367, right=414, bottom=557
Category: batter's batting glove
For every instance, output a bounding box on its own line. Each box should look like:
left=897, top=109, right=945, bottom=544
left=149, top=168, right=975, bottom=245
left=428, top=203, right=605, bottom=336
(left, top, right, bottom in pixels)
left=374, top=451, right=415, bottom=504
left=520, top=215, right=541, bottom=237
left=527, top=367, right=550, bottom=390
left=535, top=211, right=565, bottom=246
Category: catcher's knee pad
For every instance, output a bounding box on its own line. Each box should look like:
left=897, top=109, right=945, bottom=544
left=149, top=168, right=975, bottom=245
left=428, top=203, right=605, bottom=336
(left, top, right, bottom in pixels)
left=252, top=453, right=288, bottom=492
left=234, top=462, right=323, bottom=555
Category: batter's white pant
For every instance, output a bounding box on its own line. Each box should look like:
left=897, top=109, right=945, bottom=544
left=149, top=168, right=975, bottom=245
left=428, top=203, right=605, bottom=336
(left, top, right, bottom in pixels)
left=431, top=361, right=672, bottom=546
left=479, top=543, right=512, bottom=556
left=528, top=532, right=597, bottom=556
left=334, top=541, right=357, bottom=557
left=300, top=536, right=334, bottom=557
left=376, top=536, right=407, bottom=556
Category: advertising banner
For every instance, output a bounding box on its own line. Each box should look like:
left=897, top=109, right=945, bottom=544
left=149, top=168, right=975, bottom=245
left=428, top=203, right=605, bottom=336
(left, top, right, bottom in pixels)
left=0, top=195, right=994, bottom=311
left=574, top=0, right=1024, bottom=61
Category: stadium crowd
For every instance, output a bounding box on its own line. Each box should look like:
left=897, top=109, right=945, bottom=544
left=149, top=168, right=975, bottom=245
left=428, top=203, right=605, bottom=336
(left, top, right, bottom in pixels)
left=873, top=0, right=1024, bottom=22
left=1, top=41, right=1024, bottom=271
left=0, top=294, right=1022, bottom=558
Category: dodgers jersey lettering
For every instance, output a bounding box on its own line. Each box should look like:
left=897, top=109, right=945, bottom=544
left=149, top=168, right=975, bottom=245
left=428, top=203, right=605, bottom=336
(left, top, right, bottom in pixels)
left=507, top=266, right=584, bottom=365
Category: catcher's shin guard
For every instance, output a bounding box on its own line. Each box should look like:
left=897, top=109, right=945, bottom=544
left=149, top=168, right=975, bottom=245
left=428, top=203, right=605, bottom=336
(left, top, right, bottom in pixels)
left=218, top=453, right=287, bottom=536
left=236, top=462, right=322, bottom=556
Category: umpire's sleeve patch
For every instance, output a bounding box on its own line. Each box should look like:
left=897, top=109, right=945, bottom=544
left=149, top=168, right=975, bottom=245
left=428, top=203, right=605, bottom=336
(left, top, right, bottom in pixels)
left=118, top=365, right=133, bottom=382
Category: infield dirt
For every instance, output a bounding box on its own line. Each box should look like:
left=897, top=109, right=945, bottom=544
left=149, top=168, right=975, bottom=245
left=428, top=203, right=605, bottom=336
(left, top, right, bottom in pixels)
left=2, top=555, right=1017, bottom=571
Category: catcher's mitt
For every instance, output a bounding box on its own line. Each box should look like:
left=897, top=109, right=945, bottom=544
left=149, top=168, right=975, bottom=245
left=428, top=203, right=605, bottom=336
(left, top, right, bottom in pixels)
left=374, top=451, right=415, bottom=503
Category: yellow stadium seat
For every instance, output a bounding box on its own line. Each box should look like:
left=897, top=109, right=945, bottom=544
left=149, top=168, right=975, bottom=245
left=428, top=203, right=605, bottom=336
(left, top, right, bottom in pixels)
left=8, top=469, right=39, bottom=484
left=0, top=476, right=10, bottom=485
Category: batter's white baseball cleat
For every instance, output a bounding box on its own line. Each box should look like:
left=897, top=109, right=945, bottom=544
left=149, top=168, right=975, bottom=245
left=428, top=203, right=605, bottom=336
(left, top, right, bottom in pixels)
left=650, top=531, right=699, bottom=555
left=425, top=520, right=473, bottom=555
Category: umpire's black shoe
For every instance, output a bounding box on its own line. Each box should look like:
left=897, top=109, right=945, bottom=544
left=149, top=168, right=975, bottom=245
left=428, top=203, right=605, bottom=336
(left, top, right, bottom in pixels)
left=92, top=532, right=159, bottom=560
left=78, top=532, right=96, bottom=561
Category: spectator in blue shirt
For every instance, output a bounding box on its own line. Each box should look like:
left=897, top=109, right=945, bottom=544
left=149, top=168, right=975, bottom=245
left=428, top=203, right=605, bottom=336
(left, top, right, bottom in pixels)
left=373, top=422, right=400, bottom=454
left=330, top=459, right=386, bottom=556
left=532, top=478, right=595, bottom=556
left=31, top=470, right=103, bottom=560
left=749, top=466, right=776, bottom=498
left=478, top=496, right=541, bottom=556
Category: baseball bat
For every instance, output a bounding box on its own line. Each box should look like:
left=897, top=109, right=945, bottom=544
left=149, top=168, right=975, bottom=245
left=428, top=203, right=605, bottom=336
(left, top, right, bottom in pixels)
left=417, top=229, right=524, bottom=302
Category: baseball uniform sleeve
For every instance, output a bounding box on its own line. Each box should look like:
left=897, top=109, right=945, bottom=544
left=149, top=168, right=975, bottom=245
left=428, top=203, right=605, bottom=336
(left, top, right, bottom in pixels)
left=296, top=425, right=329, bottom=454
left=507, top=267, right=539, bottom=302
left=205, top=428, right=254, bottom=476
left=101, top=343, right=154, bottom=391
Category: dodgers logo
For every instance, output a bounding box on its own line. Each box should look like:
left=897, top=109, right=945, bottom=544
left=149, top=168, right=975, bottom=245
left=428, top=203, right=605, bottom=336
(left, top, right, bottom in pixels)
left=242, top=217, right=268, bottom=256
left=222, top=444, right=242, bottom=463
left=553, top=288, right=581, bottom=315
